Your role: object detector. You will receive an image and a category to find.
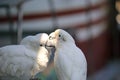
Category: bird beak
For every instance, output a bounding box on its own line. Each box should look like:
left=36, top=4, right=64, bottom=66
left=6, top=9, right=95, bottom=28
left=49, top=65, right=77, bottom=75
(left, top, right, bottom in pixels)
left=45, top=40, right=55, bottom=49
left=45, top=40, right=56, bottom=61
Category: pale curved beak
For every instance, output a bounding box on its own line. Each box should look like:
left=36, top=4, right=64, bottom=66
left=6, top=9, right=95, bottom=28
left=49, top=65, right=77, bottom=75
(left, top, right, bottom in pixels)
left=45, top=41, right=55, bottom=48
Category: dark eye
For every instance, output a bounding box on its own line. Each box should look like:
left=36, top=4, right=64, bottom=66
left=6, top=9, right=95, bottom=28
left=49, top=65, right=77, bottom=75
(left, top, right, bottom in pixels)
left=59, top=34, right=61, bottom=37
left=40, top=44, right=43, bottom=46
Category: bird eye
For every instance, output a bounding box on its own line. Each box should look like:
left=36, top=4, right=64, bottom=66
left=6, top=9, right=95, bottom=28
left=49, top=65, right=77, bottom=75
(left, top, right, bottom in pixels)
left=59, top=34, right=61, bottom=37
left=40, top=44, right=43, bottom=46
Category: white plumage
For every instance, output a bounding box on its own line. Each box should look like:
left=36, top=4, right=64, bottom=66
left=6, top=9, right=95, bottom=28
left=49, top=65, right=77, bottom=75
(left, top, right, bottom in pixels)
left=46, top=29, right=87, bottom=80
left=0, top=33, right=51, bottom=80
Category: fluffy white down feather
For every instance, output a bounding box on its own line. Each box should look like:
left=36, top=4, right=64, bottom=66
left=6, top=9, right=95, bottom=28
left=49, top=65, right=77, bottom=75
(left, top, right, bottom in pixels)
left=46, top=29, right=87, bottom=80
left=0, top=33, right=51, bottom=80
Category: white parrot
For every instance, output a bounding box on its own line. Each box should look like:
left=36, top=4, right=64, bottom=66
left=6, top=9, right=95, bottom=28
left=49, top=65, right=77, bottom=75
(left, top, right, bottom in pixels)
left=0, top=33, right=51, bottom=80
left=46, top=29, right=87, bottom=80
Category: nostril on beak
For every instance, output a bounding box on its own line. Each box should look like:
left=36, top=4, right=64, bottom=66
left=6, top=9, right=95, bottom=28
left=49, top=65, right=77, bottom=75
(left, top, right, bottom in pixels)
left=49, top=36, right=52, bottom=40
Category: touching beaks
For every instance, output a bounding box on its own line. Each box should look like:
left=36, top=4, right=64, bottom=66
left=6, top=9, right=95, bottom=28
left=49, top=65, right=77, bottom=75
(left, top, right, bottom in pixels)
left=45, top=44, right=55, bottom=49
left=45, top=41, right=55, bottom=49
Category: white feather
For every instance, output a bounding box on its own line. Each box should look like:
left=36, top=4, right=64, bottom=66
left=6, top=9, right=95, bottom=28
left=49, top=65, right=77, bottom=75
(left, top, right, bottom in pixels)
left=47, top=29, right=87, bottom=80
left=0, top=33, right=51, bottom=80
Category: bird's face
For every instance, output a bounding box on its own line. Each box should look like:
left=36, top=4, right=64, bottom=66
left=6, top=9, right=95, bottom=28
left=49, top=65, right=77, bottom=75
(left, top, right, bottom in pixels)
left=46, top=32, right=57, bottom=48
left=46, top=29, right=75, bottom=48
left=20, top=33, right=49, bottom=52
left=37, top=33, right=49, bottom=48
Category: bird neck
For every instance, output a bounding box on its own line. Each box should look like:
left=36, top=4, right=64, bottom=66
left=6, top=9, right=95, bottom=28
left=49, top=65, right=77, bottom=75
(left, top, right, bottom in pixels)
left=57, top=41, right=75, bottom=48
left=36, top=47, right=49, bottom=70
left=56, top=42, right=75, bottom=54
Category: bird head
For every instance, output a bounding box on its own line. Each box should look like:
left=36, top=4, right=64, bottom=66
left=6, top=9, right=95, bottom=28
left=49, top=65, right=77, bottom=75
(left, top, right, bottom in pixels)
left=35, top=33, right=49, bottom=47
left=20, top=33, right=49, bottom=52
left=46, top=29, right=75, bottom=48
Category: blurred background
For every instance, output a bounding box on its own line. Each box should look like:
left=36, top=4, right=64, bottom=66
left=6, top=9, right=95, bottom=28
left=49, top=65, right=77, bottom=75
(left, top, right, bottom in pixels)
left=0, top=0, right=120, bottom=80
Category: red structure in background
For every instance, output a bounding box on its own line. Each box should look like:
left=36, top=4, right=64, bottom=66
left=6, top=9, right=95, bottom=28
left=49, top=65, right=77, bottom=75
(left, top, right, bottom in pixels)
left=76, top=30, right=111, bottom=75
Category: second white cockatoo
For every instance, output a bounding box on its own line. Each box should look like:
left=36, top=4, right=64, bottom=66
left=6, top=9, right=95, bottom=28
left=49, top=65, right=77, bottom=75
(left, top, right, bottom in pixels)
left=46, top=29, right=87, bottom=80
left=0, top=33, right=51, bottom=80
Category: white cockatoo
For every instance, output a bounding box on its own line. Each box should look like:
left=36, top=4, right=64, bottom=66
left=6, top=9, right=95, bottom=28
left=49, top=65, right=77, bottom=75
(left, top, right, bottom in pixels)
left=46, top=29, right=87, bottom=80
left=0, top=33, right=51, bottom=80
